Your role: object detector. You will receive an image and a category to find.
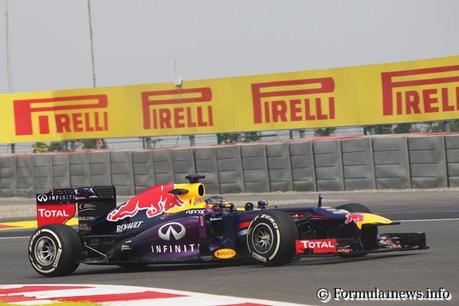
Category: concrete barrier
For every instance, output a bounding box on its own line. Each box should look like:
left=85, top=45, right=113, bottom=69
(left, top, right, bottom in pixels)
left=0, top=156, right=16, bottom=197
left=171, top=149, right=196, bottom=182
left=152, top=150, right=174, bottom=184
left=408, top=136, right=447, bottom=188
left=1, top=135, right=459, bottom=197
left=373, top=137, right=411, bottom=189
left=33, top=155, right=53, bottom=194
left=194, top=148, right=220, bottom=194
left=132, top=151, right=154, bottom=194
left=216, top=146, right=244, bottom=193
left=313, top=141, right=344, bottom=191
left=110, top=152, right=134, bottom=195
left=52, top=154, right=70, bottom=189
left=266, top=143, right=292, bottom=192
left=16, top=156, right=34, bottom=197
left=341, top=138, right=375, bottom=190
left=445, top=135, right=459, bottom=187
left=289, top=142, right=316, bottom=191
left=89, top=152, right=111, bottom=186
left=69, top=153, right=90, bottom=187
left=240, top=144, right=269, bottom=192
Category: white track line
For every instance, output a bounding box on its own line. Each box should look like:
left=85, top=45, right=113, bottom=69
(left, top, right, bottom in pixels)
left=0, top=284, right=309, bottom=306
left=395, top=218, right=459, bottom=222
left=0, top=236, right=29, bottom=240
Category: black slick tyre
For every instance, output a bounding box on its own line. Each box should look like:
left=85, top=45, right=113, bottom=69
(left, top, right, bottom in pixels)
left=247, top=210, right=298, bottom=266
left=336, top=203, right=371, bottom=213
left=28, top=224, right=82, bottom=276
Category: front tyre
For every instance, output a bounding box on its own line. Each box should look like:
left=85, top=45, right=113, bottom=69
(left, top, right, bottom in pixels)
left=247, top=210, right=298, bottom=266
left=28, top=224, right=81, bottom=276
left=336, top=203, right=371, bottom=213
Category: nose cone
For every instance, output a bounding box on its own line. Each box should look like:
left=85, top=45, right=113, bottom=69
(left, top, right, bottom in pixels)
left=355, top=213, right=392, bottom=229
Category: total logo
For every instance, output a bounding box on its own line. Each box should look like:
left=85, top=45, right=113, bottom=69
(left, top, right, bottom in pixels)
left=158, top=222, right=186, bottom=241
left=36, top=204, right=76, bottom=227
left=300, top=240, right=335, bottom=249
left=37, top=208, right=71, bottom=218
left=295, top=239, right=337, bottom=254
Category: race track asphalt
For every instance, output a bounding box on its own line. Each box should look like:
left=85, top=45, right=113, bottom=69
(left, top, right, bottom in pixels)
left=0, top=190, right=458, bottom=305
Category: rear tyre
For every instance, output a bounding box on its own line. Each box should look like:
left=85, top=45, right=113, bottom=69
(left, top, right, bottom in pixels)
left=247, top=210, right=298, bottom=266
left=336, top=203, right=371, bottom=213
left=28, top=224, right=81, bottom=276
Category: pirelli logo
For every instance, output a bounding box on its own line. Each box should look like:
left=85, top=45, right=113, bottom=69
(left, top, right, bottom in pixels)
left=251, top=78, right=335, bottom=124
left=14, top=95, right=109, bottom=136
left=142, top=88, right=213, bottom=129
left=382, top=65, right=459, bottom=116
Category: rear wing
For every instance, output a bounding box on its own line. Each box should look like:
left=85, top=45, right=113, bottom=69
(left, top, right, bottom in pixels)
left=36, top=186, right=116, bottom=228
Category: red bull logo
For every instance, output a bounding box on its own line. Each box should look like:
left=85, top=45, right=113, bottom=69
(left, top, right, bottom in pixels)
left=107, top=184, right=184, bottom=222
left=344, top=213, right=364, bottom=224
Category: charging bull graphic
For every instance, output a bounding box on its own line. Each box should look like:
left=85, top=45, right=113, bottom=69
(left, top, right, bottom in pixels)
left=344, top=213, right=364, bottom=224
left=107, top=184, right=184, bottom=222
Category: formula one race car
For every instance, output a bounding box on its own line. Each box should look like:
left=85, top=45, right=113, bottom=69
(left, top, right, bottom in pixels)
left=28, top=175, right=428, bottom=276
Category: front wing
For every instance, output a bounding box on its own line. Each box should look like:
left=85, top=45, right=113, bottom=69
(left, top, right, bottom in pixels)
left=295, top=232, right=428, bottom=256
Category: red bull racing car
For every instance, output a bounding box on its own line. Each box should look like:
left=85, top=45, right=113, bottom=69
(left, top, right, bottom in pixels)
left=28, top=175, right=428, bottom=276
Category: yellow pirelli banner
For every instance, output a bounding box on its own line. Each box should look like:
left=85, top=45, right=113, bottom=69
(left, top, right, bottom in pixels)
left=1, top=55, right=459, bottom=143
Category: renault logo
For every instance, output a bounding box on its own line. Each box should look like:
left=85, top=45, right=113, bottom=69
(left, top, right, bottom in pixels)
left=36, top=194, right=48, bottom=202
left=158, top=222, right=186, bottom=241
